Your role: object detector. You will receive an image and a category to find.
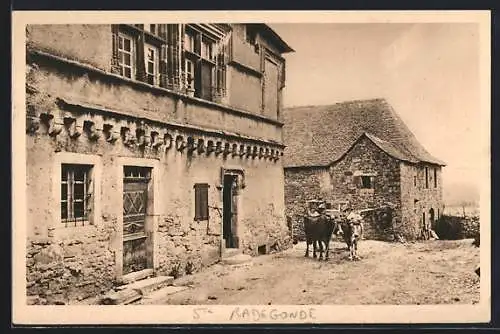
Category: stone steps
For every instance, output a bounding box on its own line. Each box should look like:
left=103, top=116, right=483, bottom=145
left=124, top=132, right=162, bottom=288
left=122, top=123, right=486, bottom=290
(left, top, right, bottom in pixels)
left=116, top=268, right=154, bottom=285
left=100, top=275, right=174, bottom=305
left=139, top=286, right=190, bottom=304
left=222, top=248, right=242, bottom=258
left=221, top=253, right=252, bottom=265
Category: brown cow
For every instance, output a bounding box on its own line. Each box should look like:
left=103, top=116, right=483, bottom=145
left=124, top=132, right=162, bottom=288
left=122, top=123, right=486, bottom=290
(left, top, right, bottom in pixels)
left=304, top=203, right=340, bottom=261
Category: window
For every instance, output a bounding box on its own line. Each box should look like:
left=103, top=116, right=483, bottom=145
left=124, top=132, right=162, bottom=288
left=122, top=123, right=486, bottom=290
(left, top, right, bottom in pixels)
left=61, top=164, right=93, bottom=226
left=118, top=33, right=135, bottom=79
left=145, top=43, right=159, bottom=85
left=434, top=168, right=438, bottom=188
left=360, top=175, right=373, bottom=189
left=184, top=31, right=195, bottom=53
left=194, top=183, right=209, bottom=221
left=185, top=59, right=195, bottom=89
left=183, top=26, right=222, bottom=101
left=414, top=175, right=417, bottom=187
left=246, top=25, right=257, bottom=45
left=425, top=167, right=429, bottom=189
left=201, top=38, right=214, bottom=61
left=144, top=24, right=157, bottom=35
left=114, top=25, right=164, bottom=86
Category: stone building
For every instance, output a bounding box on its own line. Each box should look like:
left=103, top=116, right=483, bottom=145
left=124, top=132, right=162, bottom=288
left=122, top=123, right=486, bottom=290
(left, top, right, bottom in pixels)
left=283, top=99, right=445, bottom=241
left=25, top=23, right=293, bottom=303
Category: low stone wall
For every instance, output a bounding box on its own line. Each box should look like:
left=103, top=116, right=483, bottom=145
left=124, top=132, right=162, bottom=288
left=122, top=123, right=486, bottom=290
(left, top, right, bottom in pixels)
left=435, top=214, right=480, bottom=240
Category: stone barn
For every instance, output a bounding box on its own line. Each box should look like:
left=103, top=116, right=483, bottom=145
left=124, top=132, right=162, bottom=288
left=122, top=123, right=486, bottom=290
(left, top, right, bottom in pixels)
left=283, top=99, right=445, bottom=241
left=25, top=23, right=293, bottom=303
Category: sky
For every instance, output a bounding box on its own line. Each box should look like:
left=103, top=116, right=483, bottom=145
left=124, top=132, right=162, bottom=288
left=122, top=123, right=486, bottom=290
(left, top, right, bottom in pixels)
left=270, top=23, right=482, bottom=191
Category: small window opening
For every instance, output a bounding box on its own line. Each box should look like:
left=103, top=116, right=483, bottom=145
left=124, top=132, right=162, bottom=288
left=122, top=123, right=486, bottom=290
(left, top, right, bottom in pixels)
left=258, top=245, right=267, bottom=255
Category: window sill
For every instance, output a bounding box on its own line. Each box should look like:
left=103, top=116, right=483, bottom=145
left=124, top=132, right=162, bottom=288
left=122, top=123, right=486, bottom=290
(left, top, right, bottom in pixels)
left=52, top=223, right=97, bottom=240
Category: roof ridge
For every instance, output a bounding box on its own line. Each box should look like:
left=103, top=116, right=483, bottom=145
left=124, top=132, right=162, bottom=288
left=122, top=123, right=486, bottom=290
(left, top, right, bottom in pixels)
left=284, top=98, right=388, bottom=111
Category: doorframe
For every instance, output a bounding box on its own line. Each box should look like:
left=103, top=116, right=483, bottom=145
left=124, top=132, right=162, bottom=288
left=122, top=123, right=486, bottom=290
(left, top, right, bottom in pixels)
left=219, top=167, right=245, bottom=251
left=115, top=157, right=160, bottom=280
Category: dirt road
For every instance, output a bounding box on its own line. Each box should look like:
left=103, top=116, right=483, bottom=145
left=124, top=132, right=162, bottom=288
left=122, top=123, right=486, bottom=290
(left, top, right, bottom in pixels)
left=150, top=239, right=480, bottom=305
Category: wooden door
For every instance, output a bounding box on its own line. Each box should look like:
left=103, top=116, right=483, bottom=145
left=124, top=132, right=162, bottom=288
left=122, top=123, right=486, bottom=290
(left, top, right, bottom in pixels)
left=123, top=167, right=151, bottom=275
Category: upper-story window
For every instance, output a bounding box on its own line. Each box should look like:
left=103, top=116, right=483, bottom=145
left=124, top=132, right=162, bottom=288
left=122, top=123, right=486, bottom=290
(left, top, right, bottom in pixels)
left=145, top=43, right=159, bottom=86
left=184, top=31, right=196, bottom=53
left=185, top=58, right=195, bottom=89
left=115, top=25, right=163, bottom=86
left=118, top=33, right=135, bottom=79
left=112, top=24, right=228, bottom=102
left=201, top=37, right=214, bottom=61
left=144, top=24, right=158, bottom=35
left=183, top=25, right=220, bottom=101
left=245, top=25, right=257, bottom=45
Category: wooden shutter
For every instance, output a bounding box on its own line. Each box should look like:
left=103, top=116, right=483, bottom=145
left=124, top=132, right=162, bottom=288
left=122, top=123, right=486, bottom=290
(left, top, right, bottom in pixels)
left=194, top=183, right=209, bottom=221
left=166, top=24, right=182, bottom=91
left=158, top=25, right=168, bottom=88
left=111, top=25, right=121, bottom=74
left=136, top=31, right=146, bottom=82
left=214, top=31, right=229, bottom=99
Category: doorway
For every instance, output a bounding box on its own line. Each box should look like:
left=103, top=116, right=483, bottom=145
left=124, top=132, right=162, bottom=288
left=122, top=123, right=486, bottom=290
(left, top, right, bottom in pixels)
left=429, top=208, right=435, bottom=229
left=223, top=174, right=238, bottom=249
left=122, top=166, right=152, bottom=275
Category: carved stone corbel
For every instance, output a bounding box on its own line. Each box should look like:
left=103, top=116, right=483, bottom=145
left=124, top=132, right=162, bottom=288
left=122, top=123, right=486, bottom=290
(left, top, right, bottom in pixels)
left=238, top=145, right=245, bottom=157
left=215, top=141, right=223, bottom=155
left=264, top=148, right=270, bottom=159
left=150, top=131, right=164, bottom=149
left=187, top=137, right=196, bottom=153
left=251, top=146, right=258, bottom=159
left=64, top=117, right=81, bottom=139
left=121, top=127, right=136, bottom=147
left=103, top=124, right=119, bottom=143
left=258, top=147, right=264, bottom=159
left=206, top=140, right=215, bottom=154
left=175, top=135, right=186, bottom=151
left=40, top=113, right=62, bottom=137
left=197, top=139, right=205, bottom=154
left=164, top=133, right=173, bottom=150
left=245, top=146, right=252, bottom=158
left=26, top=116, right=40, bottom=135
left=83, top=120, right=100, bottom=141
left=223, top=143, right=231, bottom=157
left=136, top=127, right=149, bottom=148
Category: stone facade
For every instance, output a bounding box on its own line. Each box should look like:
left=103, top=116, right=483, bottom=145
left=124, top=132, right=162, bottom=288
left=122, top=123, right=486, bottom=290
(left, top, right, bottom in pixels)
left=25, top=23, right=293, bottom=304
left=285, top=135, right=444, bottom=241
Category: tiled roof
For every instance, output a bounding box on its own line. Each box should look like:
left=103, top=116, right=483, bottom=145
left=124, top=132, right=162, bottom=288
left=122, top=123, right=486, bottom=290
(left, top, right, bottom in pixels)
left=282, top=98, right=446, bottom=168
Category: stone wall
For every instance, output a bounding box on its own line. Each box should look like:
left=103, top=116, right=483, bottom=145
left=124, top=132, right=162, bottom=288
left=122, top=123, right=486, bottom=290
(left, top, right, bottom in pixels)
left=400, top=162, right=444, bottom=240
left=284, top=167, right=330, bottom=240
left=26, top=24, right=113, bottom=72
left=327, top=136, right=403, bottom=239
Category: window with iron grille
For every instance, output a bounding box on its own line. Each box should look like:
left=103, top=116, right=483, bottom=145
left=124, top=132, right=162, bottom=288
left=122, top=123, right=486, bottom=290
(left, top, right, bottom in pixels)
left=194, top=183, right=209, bottom=221
left=61, top=164, right=93, bottom=226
